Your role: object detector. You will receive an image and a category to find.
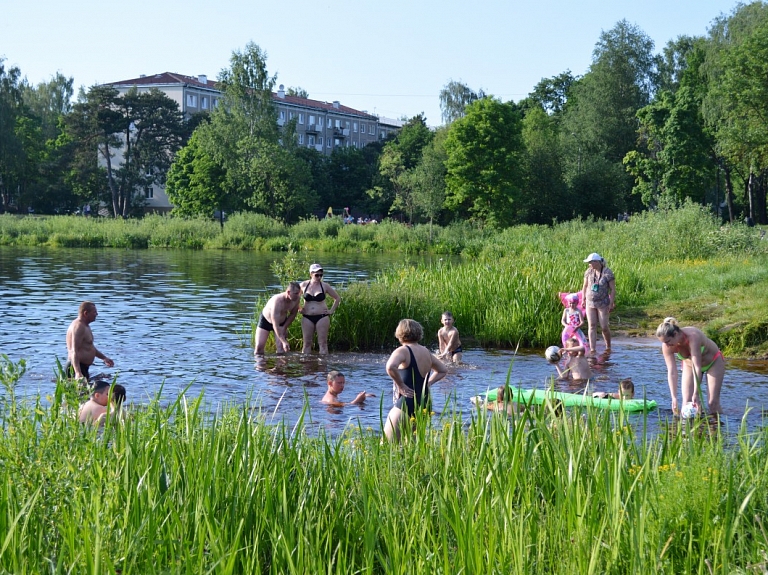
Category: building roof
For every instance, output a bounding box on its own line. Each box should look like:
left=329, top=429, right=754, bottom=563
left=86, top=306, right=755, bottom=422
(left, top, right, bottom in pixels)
left=106, top=73, right=380, bottom=120
left=378, top=117, right=405, bottom=129
left=105, top=72, right=219, bottom=90
left=272, top=92, right=377, bottom=120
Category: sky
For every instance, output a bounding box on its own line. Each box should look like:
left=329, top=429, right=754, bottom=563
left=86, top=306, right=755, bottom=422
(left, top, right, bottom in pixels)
left=1, top=0, right=744, bottom=127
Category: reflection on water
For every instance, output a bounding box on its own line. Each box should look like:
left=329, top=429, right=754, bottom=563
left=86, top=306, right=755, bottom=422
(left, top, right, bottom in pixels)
left=2, top=247, right=768, bottom=436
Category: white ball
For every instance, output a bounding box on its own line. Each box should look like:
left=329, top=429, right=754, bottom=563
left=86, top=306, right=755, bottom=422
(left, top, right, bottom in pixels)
left=680, top=402, right=698, bottom=419
left=545, top=346, right=561, bottom=362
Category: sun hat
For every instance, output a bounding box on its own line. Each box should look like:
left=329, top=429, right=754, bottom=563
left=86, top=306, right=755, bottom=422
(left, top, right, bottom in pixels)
left=583, top=253, right=603, bottom=263
left=309, top=263, right=323, bottom=274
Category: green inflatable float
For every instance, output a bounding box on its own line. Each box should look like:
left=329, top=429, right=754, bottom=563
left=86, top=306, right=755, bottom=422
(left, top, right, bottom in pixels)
left=473, top=386, right=657, bottom=412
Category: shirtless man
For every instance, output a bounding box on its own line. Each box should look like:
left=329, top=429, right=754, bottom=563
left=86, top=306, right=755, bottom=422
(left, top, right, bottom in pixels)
left=66, top=301, right=114, bottom=381
left=254, top=282, right=301, bottom=354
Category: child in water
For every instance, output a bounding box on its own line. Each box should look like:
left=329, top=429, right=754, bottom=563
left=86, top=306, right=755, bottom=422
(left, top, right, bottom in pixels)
left=321, top=370, right=373, bottom=407
left=593, top=378, right=634, bottom=400
left=485, top=386, right=517, bottom=416
left=561, top=293, right=587, bottom=351
left=555, top=337, right=592, bottom=381
left=436, top=311, right=462, bottom=363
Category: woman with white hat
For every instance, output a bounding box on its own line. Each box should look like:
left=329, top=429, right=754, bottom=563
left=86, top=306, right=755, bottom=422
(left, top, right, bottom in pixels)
left=300, top=263, right=341, bottom=354
left=580, top=253, right=615, bottom=354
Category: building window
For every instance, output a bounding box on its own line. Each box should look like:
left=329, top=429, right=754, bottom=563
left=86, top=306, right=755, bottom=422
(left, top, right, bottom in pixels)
left=353, top=122, right=358, bottom=133
left=145, top=186, right=154, bottom=199
left=345, top=121, right=350, bottom=130
left=318, top=136, right=323, bottom=146
left=299, top=134, right=304, bottom=144
left=201, top=96, right=208, bottom=110
left=327, top=138, right=331, bottom=148
left=360, top=122, right=365, bottom=133
left=186, top=94, right=197, bottom=107
left=309, top=115, right=315, bottom=126
left=299, top=113, right=304, bottom=124
left=327, top=117, right=332, bottom=127
left=335, top=119, right=341, bottom=128
left=279, top=110, right=286, bottom=120
left=308, top=135, right=315, bottom=145
left=213, top=98, right=219, bottom=108
left=334, top=138, right=341, bottom=147
left=369, top=124, right=375, bottom=135
left=289, top=112, right=294, bottom=120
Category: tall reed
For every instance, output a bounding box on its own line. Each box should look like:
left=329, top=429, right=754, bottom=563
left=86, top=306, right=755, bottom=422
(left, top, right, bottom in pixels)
left=0, top=356, right=766, bottom=573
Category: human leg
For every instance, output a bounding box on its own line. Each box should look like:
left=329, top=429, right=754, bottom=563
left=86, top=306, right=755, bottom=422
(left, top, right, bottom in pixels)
left=254, top=327, right=271, bottom=354
left=315, top=315, right=332, bottom=355
left=383, top=403, right=404, bottom=442
left=597, top=307, right=612, bottom=350
left=680, top=362, right=695, bottom=405
left=301, top=316, right=316, bottom=354
left=585, top=306, right=599, bottom=354
left=704, top=357, right=725, bottom=414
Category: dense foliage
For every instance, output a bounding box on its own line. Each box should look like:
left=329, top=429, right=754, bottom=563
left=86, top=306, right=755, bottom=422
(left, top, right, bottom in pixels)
left=1, top=356, right=768, bottom=573
left=3, top=3, right=768, bottom=226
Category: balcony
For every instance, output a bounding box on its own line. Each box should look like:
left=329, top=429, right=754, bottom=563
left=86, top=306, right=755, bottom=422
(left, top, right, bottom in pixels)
left=305, top=123, right=320, bottom=134
left=333, top=128, right=350, bottom=138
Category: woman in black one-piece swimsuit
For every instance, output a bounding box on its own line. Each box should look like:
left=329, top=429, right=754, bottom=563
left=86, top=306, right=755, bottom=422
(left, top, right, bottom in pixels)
left=383, top=319, right=447, bottom=442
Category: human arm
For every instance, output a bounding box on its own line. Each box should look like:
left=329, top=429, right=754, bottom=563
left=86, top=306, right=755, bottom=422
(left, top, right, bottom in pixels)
left=686, top=330, right=705, bottom=409
left=350, top=391, right=368, bottom=405
left=324, top=283, right=342, bottom=315
left=428, top=355, right=448, bottom=385
left=93, top=347, right=114, bottom=368
left=581, top=271, right=589, bottom=305
left=386, top=347, right=415, bottom=398
left=561, top=309, right=569, bottom=328
left=662, top=345, right=680, bottom=414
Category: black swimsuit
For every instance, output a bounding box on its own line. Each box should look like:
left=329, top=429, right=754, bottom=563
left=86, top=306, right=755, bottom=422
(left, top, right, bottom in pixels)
left=303, top=282, right=329, bottom=324
left=396, top=345, right=430, bottom=416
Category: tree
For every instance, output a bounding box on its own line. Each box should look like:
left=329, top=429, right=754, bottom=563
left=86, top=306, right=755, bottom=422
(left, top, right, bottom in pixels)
left=165, top=132, right=229, bottom=220
left=65, top=85, right=184, bottom=217
left=409, top=127, right=448, bottom=232
left=444, top=97, right=524, bottom=228
left=439, top=80, right=485, bottom=125
left=287, top=86, right=309, bottom=98
left=196, top=42, right=315, bottom=221
left=519, top=106, right=570, bottom=223
left=529, top=71, right=576, bottom=117
left=0, top=59, right=25, bottom=212
left=561, top=20, right=660, bottom=217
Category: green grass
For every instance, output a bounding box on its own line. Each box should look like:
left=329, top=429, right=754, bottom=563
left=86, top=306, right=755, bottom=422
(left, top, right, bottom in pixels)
left=1, top=356, right=767, bottom=573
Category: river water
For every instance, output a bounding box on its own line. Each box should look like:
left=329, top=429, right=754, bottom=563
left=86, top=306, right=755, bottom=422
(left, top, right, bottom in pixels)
left=2, top=246, right=767, bottom=434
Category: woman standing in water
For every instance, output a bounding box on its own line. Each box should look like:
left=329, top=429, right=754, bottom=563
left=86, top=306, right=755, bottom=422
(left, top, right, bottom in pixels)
left=383, top=319, right=447, bottom=442
left=300, top=263, right=341, bottom=354
left=581, top=253, right=616, bottom=354
left=656, top=317, right=724, bottom=415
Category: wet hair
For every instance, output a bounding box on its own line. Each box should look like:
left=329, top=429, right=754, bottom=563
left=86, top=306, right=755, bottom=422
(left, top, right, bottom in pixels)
left=496, top=386, right=507, bottom=402
left=395, top=319, right=423, bottom=343
left=287, top=281, right=301, bottom=292
left=327, top=370, right=344, bottom=384
left=655, top=317, right=680, bottom=339
left=79, top=301, right=96, bottom=315
left=619, top=379, right=634, bottom=398
left=442, top=311, right=454, bottom=319
left=112, top=384, right=127, bottom=407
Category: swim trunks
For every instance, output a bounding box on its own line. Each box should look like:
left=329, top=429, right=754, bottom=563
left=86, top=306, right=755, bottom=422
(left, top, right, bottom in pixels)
left=64, top=360, right=90, bottom=381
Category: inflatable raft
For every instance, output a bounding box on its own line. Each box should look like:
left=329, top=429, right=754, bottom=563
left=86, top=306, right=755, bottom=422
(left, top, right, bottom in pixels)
left=472, top=386, right=657, bottom=412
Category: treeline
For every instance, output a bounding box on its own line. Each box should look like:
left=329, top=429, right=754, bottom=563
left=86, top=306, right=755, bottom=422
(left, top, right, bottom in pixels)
left=2, top=3, right=767, bottom=225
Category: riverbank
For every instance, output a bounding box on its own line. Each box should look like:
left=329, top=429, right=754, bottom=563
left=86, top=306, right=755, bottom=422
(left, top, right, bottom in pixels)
left=1, top=356, right=765, bottom=574
left=4, top=204, right=768, bottom=357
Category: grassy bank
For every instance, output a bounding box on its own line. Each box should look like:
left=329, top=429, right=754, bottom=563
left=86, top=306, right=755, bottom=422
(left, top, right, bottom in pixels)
left=252, top=206, right=768, bottom=356
left=1, top=357, right=766, bottom=573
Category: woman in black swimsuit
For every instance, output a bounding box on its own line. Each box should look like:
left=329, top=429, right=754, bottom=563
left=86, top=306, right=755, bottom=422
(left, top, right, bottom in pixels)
left=299, top=263, right=341, bottom=354
left=383, top=319, right=447, bottom=442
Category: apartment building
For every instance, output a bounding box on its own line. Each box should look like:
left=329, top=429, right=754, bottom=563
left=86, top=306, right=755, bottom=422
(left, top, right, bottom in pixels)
left=104, top=73, right=400, bottom=211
